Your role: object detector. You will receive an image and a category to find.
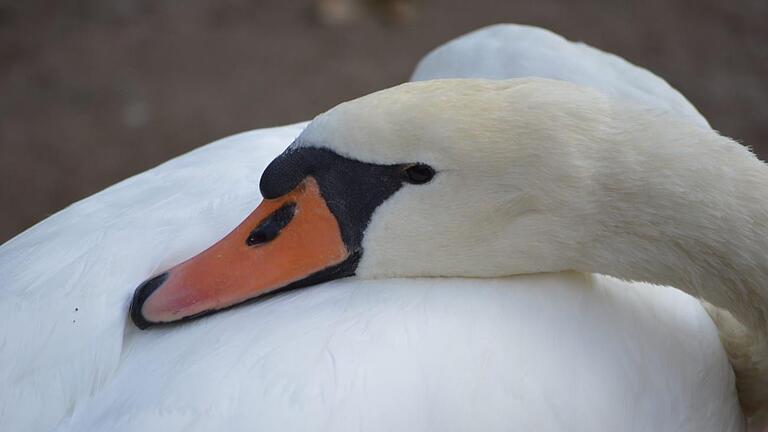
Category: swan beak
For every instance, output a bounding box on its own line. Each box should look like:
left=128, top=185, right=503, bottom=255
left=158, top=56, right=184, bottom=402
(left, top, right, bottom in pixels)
left=130, top=177, right=349, bottom=329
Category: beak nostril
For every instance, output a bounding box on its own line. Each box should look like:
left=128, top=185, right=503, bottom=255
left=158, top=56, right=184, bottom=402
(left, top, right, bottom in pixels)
left=246, top=202, right=297, bottom=246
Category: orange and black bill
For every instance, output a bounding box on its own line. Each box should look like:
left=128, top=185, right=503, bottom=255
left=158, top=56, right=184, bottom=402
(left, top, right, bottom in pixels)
left=130, top=146, right=410, bottom=329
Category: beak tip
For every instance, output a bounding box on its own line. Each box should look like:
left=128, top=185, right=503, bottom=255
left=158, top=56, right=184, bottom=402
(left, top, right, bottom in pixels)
left=130, top=309, right=153, bottom=330
left=129, top=272, right=169, bottom=330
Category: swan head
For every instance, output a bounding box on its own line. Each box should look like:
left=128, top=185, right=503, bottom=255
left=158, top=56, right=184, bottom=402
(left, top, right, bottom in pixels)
left=130, top=78, right=614, bottom=328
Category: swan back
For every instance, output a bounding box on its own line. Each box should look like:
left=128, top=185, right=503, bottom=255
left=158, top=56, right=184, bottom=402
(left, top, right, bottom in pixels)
left=411, top=24, right=709, bottom=128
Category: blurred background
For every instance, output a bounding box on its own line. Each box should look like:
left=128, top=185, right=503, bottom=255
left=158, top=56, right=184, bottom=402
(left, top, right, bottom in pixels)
left=0, top=0, right=766, bottom=243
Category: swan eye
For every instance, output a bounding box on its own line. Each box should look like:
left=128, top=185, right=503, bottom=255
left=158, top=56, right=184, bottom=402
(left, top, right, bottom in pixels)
left=402, top=163, right=435, bottom=184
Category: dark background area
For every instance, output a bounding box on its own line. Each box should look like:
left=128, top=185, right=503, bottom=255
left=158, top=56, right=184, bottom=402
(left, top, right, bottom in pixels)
left=1, top=0, right=766, bottom=243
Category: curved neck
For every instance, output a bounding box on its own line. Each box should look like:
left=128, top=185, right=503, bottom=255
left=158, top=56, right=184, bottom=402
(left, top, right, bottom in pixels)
left=577, top=118, right=768, bottom=331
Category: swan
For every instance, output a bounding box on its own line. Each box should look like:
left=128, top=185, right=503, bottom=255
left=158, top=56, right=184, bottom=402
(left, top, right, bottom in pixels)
left=0, top=24, right=748, bottom=431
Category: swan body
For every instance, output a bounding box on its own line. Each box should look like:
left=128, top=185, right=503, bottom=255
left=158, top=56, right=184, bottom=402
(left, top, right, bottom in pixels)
left=62, top=275, right=742, bottom=431
left=0, top=24, right=749, bottom=431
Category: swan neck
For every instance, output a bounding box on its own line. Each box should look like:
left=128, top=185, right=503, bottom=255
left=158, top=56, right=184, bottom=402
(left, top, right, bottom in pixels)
left=579, top=122, right=768, bottom=331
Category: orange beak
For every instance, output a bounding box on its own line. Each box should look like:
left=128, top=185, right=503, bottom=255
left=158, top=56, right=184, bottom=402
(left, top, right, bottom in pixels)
left=130, top=177, right=350, bottom=328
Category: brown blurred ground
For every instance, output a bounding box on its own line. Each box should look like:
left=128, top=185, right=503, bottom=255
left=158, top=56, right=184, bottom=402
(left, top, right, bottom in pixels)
left=0, top=0, right=766, bottom=243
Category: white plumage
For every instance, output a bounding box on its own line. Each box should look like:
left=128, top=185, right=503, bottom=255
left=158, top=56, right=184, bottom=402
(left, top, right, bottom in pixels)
left=0, top=24, right=744, bottom=431
left=412, top=24, right=709, bottom=128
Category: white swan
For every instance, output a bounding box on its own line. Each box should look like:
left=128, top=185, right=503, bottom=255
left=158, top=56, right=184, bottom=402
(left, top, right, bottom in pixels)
left=0, top=25, right=746, bottom=431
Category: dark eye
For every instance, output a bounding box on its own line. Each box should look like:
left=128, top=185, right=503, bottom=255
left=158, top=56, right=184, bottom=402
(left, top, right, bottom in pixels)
left=402, top=163, right=435, bottom=184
